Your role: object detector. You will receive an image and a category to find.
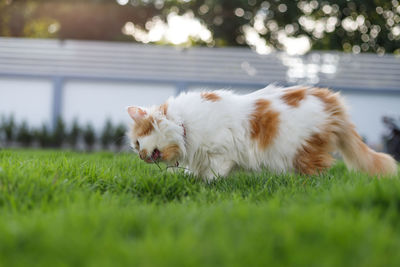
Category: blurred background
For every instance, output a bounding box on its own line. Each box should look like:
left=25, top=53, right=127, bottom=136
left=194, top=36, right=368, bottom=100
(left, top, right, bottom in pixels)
left=0, top=0, right=399, bottom=155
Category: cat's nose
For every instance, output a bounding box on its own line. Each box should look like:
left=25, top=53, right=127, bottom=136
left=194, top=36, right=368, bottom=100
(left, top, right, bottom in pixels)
left=139, top=150, right=147, bottom=160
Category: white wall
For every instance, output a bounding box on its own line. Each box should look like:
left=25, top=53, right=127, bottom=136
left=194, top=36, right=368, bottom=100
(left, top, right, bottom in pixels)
left=62, top=80, right=176, bottom=130
left=0, top=77, right=53, bottom=126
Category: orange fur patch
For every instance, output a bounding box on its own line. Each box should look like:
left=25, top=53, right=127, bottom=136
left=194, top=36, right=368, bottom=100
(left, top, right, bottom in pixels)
left=281, top=88, right=307, bottom=107
left=293, top=88, right=341, bottom=175
left=201, top=92, right=221, bottom=102
left=161, top=144, right=181, bottom=162
left=310, top=87, right=345, bottom=144
left=309, top=87, right=344, bottom=117
left=293, top=87, right=397, bottom=176
left=250, top=99, right=280, bottom=149
left=139, top=149, right=148, bottom=160
left=293, top=133, right=334, bottom=175
left=160, top=103, right=168, bottom=115
left=134, top=116, right=155, bottom=137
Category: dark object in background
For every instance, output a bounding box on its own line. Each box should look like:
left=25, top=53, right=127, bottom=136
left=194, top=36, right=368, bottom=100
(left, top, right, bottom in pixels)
left=35, top=124, right=51, bottom=148
left=83, top=124, right=96, bottom=151
left=67, top=119, right=81, bottom=148
left=0, top=116, right=125, bottom=151
left=101, top=119, right=114, bottom=150
left=52, top=117, right=66, bottom=148
left=16, top=121, right=33, bottom=147
left=1, top=115, right=15, bottom=145
left=113, top=124, right=126, bottom=150
left=383, top=116, right=400, bottom=161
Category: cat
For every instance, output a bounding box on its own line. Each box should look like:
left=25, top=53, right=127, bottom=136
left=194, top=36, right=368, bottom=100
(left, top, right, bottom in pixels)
left=127, top=85, right=398, bottom=181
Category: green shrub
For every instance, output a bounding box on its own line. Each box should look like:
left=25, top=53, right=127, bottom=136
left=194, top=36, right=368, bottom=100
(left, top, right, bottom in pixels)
left=83, top=124, right=96, bottom=151
left=113, top=124, right=126, bottom=150
left=51, top=117, right=66, bottom=148
left=100, top=119, right=114, bottom=150
left=0, top=115, right=129, bottom=151
left=0, top=116, right=5, bottom=144
left=35, top=124, right=52, bottom=148
left=67, top=119, right=81, bottom=148
left=2, top=115, right=16, bottom=145
left=16, top=121, right=33, bottom=147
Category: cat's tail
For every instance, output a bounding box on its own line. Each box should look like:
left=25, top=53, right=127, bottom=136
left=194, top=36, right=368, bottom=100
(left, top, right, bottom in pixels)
left=309, top=87, right=397, bottom=177
left=337, top=124, right=397, bottom=177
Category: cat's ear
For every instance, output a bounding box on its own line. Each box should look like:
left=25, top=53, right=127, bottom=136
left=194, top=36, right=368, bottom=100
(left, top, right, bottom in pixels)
left=127, top=106, right=147, bottom=122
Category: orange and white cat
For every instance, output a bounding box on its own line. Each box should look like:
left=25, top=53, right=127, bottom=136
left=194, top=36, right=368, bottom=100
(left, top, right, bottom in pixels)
left=127, top=85, right=397, bottom=181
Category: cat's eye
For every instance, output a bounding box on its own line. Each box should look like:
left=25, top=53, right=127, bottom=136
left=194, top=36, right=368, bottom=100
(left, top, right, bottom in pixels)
left=135, top=140, right=140, bottom=148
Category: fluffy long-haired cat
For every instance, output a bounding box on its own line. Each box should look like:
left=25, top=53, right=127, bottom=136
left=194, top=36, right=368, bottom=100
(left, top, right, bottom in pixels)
left=127, top=86, right=397, bottom=180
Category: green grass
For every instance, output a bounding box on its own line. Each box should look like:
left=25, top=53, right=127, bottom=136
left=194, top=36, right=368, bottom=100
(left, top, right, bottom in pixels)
left=0, top=149, right=400, bottom=267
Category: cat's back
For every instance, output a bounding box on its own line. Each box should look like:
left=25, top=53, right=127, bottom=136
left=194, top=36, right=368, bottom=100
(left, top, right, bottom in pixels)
left=245, top=85, right=330, bottom=138
left=169, top=86, right=332, bottom=132
left=170, top=86, right=329, bottom=118
left=169, top=90, right=253, bottom=120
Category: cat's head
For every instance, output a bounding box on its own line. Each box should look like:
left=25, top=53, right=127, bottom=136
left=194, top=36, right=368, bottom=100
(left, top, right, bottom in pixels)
left=127, top=104, right=186, bottom=165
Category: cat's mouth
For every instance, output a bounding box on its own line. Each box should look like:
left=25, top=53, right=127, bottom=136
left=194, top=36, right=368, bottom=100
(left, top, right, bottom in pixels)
left=140, top=145, right=181, bottom=165
left=143, top=148, right=161, bottom=163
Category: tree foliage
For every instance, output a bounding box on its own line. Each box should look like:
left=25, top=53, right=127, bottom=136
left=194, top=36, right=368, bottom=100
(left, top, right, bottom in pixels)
left=0, top=0, right=399, bottom=53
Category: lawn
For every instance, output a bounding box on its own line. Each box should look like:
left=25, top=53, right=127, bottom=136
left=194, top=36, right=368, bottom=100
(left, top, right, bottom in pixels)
left=0, top=149, right=400, bottom=267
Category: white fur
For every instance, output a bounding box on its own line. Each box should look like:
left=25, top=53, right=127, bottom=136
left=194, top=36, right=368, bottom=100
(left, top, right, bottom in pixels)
left=128, top=85, right=337, bottom=181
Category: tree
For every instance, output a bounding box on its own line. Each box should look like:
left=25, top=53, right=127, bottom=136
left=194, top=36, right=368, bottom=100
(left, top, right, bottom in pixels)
left=0, top=0, right=157, bottom=41
left=166, top=0, right=400, bottom=54
left=0, top=0, right=399, bottom=54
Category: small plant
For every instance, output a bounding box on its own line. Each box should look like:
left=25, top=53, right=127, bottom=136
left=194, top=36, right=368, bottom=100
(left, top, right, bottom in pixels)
left=83, top=124, right=96, bottom=151
left=100, top=119, right=114, bottom=150
left=67, top=119, right=81, bottom=149
left=35, top=124, right=51, bottom=148
left=113, top=124, right=126, bottom=150
left=52, top=117, right=66, bottom=148
left=16, top=121, right=33, bottom=147
left=2, top=115, right=15, bottom=145
left=0, top=115, right=129, bottom=151
left=0, top=116, right=5, bottom=145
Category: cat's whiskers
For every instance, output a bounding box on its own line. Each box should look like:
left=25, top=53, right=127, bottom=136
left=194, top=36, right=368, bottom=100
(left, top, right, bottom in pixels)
left=151, top=157, right=163, bottom=171
left=165, top=165, right=191, bottom=172
left=149, top=156, right=191, bottom=173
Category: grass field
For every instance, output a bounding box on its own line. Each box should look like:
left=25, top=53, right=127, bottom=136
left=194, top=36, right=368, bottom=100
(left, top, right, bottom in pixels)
left=0, top=149, right=400, bottom=267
